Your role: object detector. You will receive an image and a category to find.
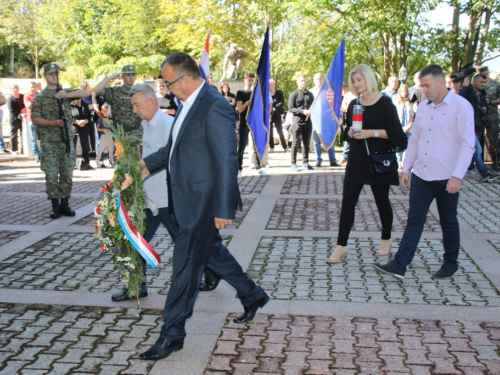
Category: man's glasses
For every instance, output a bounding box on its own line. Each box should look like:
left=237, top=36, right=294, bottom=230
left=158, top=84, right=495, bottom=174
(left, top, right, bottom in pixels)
left=165, top=76, right=184, bottom=89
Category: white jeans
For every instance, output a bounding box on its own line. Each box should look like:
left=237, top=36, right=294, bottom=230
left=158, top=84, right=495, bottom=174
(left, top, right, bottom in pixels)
left=96, top=133, right=114, bottom=163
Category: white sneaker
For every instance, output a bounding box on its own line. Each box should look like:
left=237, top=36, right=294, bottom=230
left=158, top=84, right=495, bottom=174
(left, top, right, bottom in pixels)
left=237, top=170, right=242, bottom=179
left=258, top=168, right=267, bottom=176
left=291, top=164, right=300, bottom=172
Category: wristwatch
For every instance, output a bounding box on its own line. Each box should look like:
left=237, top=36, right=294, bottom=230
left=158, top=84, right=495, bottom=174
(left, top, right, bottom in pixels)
left=374, top=130, right=379, bottom=138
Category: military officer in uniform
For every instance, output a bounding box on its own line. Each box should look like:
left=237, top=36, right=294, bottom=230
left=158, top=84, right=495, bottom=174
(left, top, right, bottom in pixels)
left=479, top=66, right=500, bottom=168
left=31, top=63, right=91, bottom=218
left=93, top=65, right=142, bottom=136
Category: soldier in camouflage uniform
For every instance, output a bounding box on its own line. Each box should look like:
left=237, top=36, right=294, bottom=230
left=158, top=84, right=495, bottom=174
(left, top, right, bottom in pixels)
left=479, top=66, right=500, bottom=169
left=32, top=63, right=91, bottom=219
left=93, top=65, right=142, bottom=136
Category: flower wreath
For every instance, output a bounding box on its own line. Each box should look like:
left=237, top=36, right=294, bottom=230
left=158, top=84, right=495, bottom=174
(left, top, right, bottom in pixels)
left=94, top=124, right=160, bottom=304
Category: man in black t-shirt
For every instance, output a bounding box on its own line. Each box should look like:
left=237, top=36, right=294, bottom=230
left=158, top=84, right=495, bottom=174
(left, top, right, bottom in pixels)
left=7, top=85, right=25, bottom=153
left=236, top=72, right=266, bottom=178
left=288, top=73, right=314, bottom=171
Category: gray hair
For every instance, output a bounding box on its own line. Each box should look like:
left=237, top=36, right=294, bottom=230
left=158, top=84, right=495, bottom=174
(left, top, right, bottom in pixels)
left=161, top=52, right=201, bottom=79
left=129, top=84, right=158, bottom=106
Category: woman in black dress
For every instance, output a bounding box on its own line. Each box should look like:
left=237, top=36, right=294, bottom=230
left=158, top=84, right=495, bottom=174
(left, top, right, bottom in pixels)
left=327, top=64, right=407, bottom=264
left=220, top=82, right=237, bottom=123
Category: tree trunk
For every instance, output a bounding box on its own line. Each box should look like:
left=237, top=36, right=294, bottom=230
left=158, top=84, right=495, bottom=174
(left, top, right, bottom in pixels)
left=470, top=11, right=483, bottom=63
left=476, top=3, right=492, bottom=65
left=35, top=44, right=39, bottom=79
left=381, top=33, right=390, bottom=82
left=450, top=0, right=460, bottom=73
left=399, top=4, right=407, bottom=73
left=399, top=32, right=407, bottom=70
left=390, top=32, right=398, bottom=75
left=464, top=11, right=478, bottom=65
left=9, top=46, right=15, bottom=77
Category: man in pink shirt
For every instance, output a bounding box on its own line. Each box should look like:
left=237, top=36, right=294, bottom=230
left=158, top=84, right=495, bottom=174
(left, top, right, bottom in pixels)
left=374, top=65, right=475, bottom=280
left=24, top=81, right=40, bottom=162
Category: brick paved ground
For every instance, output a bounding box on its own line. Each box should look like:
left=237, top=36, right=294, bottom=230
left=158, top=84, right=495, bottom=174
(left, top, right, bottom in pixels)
left=205, top=314, right=500, bottom=374
left=0, top=231, right=27, bottom=247
left=246, top=237, right=500, bottom=306
left=0, top=197, right=91, bottom=226
left=0, top=303, right=162, bottom=375
left=0, top=232, right=231, bottom=296
left=267, top=198, right=442, bottom=232
left=1, top=152, right=500, bottom=375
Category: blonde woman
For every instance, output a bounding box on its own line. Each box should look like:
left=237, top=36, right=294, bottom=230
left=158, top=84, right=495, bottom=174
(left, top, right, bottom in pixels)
left=327, top=65, right=407, bottom=263
left=394, top=84, right=415, bottom=169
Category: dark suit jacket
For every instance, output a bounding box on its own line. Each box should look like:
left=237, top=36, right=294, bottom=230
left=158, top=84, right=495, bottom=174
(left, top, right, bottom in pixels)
left=272, top=90, right=285, bottom=117
left=144, top=82, right=243, bottom=228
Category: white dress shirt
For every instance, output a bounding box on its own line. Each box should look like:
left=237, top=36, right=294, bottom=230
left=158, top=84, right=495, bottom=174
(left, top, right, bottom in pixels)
left=403, top=92, right=475, bottom=181
left=142, top=108, right=173, bottom=210
left=169, top=82, right=205, bottom=167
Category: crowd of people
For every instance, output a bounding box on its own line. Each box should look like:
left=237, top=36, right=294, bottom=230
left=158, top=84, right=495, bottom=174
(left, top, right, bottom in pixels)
left=2, top=55, right=500, bottom=361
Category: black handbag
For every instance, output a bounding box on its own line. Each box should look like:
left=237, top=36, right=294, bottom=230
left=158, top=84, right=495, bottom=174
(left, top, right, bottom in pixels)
left=364, top=140, right=398, bottom=175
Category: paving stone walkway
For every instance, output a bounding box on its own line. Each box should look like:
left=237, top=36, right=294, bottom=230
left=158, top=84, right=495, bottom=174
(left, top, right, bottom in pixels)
left=206, top=314, right=500, bottom=375
left=1, top=152, right=500, bottom=375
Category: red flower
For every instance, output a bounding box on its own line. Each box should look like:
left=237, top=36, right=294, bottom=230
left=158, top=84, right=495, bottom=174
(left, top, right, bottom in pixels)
left=101, top=185, right=108, bottom=192
left=100, top=244, right=105, bottom=251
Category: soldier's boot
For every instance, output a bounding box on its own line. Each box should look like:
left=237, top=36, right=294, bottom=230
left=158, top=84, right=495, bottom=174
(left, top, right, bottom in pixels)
left=60, top=198, right=75, bottom=217
left=50, top=199, right=60, bottom=219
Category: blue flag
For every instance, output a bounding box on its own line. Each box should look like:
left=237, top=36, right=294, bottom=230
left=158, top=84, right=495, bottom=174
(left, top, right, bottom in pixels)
left=247, top=27, right=271, bottom=161
left=310, top=38, right=345, bottom=151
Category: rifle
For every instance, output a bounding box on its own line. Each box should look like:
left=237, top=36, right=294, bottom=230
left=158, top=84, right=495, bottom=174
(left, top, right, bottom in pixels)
left=55, top=72, right=71, bottom=154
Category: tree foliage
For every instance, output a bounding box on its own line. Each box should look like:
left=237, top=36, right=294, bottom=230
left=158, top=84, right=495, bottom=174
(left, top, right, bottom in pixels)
left=1, top=0, right=499, bottom=93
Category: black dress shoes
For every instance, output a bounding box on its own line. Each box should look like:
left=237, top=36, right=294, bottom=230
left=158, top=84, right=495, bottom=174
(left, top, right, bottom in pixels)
left=139, top=338, right=183, bottom=360
left=111, top=284, right=148, bottom=302
left=434, top=262, right=459, bottom=279
left=233, top=294, right=270, bottom=323
left=330, top=162, right=340, bottom=167
left=199, top=275, right=221, bottom=292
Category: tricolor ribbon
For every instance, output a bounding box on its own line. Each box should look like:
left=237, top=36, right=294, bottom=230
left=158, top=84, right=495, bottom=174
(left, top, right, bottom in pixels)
left=116, top=193, right=161, bottom=268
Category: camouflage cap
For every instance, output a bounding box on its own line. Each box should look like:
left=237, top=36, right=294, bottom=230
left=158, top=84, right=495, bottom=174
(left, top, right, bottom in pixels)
left=121, top=65, right=136, bottom=74
left=43, top=63, right=59, bottom=75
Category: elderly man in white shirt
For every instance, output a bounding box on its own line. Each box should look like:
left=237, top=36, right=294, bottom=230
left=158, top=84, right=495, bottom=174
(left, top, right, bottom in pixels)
left=110, top=83, right=177, bottom=302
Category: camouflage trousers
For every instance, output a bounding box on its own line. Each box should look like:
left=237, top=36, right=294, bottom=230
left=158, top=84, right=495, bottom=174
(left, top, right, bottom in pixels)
left=477, top=122, right=500, bottom=157
left=40, top=141, right=76, bottom=199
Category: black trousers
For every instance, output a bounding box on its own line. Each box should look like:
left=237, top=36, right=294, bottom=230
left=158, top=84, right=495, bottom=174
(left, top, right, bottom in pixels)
left=269, top=114, right=287, bottom=150
left=88, top=123, right=96, bottom=153
left=237, top=123, right=260, bottom=170
left=141, top=208, right=179, bottom=277
left=337, top=182, right=393, bottom=246
left=290, top=124, right=312, bottom=164
left=74, top=133, right=90, bottom=164
left=10, top=121, right=22, bottom=152
left=160, top=219, right=267, bottom=341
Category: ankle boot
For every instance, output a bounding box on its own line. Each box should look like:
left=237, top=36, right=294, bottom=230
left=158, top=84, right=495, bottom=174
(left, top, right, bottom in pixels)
left=377, top=239, right=392, bottom=256
left=60, top=198, right=75, bottom=217
left=326, top=245, right=348, bottom=264
left=50, top=198, right=60, bottom=219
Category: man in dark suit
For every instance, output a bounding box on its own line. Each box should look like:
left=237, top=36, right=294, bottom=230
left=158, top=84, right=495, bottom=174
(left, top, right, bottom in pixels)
left=138, top=52, right=269, bottom=361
